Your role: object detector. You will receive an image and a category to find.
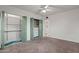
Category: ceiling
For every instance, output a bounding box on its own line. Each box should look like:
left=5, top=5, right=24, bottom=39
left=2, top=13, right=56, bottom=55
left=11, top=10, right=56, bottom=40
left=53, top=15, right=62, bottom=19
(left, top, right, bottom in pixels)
left=10, top=5, right=79, bottom=16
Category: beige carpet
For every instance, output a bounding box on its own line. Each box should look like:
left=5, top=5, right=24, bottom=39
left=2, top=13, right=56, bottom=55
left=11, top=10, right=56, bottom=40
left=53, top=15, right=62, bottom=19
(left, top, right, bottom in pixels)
left=0, top=37, right=79, bottom=53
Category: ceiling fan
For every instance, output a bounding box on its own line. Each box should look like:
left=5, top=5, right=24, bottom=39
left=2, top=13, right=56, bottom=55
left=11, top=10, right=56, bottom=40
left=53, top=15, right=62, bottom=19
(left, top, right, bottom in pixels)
left=39, top=5, right=52, bottom=13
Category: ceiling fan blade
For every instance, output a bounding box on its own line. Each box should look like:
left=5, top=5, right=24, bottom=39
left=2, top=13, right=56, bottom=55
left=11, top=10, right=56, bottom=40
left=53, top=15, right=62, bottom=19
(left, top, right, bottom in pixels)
left=40, top=5, right=46, bottom=8
left=39, top=5, right=49, bottom=9
left=46, top=9, right=52, bottom=11
left=44, top=5, right=49, bottom=9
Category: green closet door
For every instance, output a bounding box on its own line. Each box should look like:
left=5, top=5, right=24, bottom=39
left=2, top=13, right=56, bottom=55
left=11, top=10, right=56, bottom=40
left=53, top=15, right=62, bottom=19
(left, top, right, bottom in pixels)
left=39, top=20, right=43, bottom=38
left=0, top=11, right=5, bottom=48
left=20, top=16, right=27, bottom=42
left=0, top=12, right=1, bottom=48
left=30, top=18, right=34, bottom=39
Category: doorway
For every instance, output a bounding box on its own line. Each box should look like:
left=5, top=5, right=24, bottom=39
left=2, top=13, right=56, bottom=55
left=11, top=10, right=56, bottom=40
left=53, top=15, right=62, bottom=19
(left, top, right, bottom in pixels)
left=33, top=19, right=39, bottom=38
left=30, top=18, right=43, bottom=40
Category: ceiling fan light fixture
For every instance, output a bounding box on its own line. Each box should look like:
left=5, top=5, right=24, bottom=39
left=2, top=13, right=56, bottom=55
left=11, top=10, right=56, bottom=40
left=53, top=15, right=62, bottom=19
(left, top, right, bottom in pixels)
left=41, top=10, right=46, bottom=13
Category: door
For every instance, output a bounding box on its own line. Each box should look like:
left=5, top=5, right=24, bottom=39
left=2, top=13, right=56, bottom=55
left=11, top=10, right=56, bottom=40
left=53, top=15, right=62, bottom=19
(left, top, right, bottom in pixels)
left=0, top=12, right=2, bottom=48
left=33, top=19, right=39, bottom=37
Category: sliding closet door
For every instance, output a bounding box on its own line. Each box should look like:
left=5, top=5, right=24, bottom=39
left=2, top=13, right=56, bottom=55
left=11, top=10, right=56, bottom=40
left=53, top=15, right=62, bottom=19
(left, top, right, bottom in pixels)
left=0, top=13, right=1, bottom=48
left=0, top=12, right=2, bottom=48
left=4, top=14, right=21, bottom=44
left=30, top=18, right=34, bottom=39
left=33, top=19, right=39, bottom=37
left=0, top=11, right=5, bottom=48
left=39, top=20, right=43, bottom=37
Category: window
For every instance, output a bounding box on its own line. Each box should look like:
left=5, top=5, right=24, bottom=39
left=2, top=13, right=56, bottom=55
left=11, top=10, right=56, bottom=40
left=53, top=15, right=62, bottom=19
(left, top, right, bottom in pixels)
left=4, top=13, right=21, bottom=43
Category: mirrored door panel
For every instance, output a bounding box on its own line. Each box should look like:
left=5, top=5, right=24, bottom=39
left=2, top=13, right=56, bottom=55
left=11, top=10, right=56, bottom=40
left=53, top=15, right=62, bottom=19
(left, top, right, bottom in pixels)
left=33, top=19, right=39, bottom=37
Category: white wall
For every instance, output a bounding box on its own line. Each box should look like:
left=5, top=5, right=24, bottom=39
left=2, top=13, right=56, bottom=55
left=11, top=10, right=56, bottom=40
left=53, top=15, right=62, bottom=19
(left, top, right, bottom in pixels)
left=47, top=8, right=79, bottom=43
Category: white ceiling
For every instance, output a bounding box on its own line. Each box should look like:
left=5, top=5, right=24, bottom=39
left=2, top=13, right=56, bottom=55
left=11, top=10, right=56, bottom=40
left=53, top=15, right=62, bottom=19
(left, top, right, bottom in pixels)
left=10, top=5, right=79, bottom=16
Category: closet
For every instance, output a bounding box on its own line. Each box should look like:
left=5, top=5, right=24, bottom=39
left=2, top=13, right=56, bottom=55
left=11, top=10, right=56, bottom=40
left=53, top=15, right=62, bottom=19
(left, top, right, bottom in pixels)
left=33, top=19, right=39, bottom=37
left=30, top=18, right=43, bottom=39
